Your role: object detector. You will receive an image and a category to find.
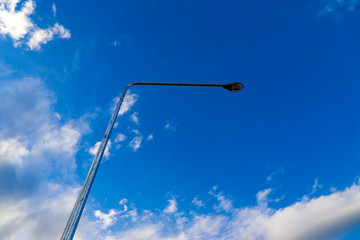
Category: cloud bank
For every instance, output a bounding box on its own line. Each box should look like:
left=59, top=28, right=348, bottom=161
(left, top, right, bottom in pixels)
left=0, top=78, right=88, bottom=240
left=89, top=184, right=360, bottom=240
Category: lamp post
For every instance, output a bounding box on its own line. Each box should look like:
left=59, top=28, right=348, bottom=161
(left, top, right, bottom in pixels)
left=60, top=81, right=244, bottom=240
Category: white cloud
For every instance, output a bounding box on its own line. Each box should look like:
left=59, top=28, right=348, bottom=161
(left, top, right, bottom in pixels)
left=111, top=91, right=138, bottom=116
left=264, top=184, right=360, bottom=240
left=130, top=112, right=139, bottom=125
left=0, top=78, right=87, bottom=177
left=163, top=197, right=178, bottom=214
left=0, top=0, right=70, bottom=50
left=114, top=133, right=126, bottom=143
left=27, top=23, right=70, bottom=50
left=147, top=134, right=154, bottom=141
left=129, top=136, right=143, bottom=151
left=89, top=140, right=112, bottom=160
left=0, top=138, right=29, bottom=166
left=93, top=198, right=131, bottom=230
left=0, top=0, right=34, bottom=41
left=94, top=209, right=119, bottom=230
left=32, top=123, right=81, bottom=157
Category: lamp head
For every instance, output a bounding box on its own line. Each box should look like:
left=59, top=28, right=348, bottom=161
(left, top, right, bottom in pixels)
left=222, top=82, right=244, bottom=92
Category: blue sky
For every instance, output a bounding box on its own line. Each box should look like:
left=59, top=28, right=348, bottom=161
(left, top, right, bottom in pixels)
left=1, top=0, right=360, bottom=239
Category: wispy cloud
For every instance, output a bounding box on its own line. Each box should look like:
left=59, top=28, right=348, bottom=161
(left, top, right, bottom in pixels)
left=129, top=136, right=143, bottom=151
left=147, top=134, right=154, bottom=141
left=52, top=3, right=56, bottom=17
left=319, top=0, right=359, bottom=16
left=256, top=188, right=272, bottom=207
left=192, top=197, right=205, bottom=208
left=114, top=133, right=126, bottom=149
left=111, top=35, right=132, bottom=48
left=130, top=112, right=139, bottom=125
left=311, top=178, right=322, bottom=195
left=266, top=167, right=284, bottom=182
left=0, top=61, right=15, bottom=76
left=0, top=0, right=70, bottom=50
left=114, top=133, right=126, bottom=143
left=165, top=120, right=178, bottom=132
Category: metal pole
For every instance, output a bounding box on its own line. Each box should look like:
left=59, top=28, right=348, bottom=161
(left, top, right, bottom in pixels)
left=60, top=85, right=130, bottom=240
left=60, top=82, right=243, bottom=240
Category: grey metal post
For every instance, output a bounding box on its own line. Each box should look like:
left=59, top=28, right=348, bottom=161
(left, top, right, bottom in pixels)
left=60, top=82, right=243, bottom=240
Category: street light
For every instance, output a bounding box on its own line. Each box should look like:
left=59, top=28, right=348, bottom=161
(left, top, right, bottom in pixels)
left=60, top=81, right=244, bottom=240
